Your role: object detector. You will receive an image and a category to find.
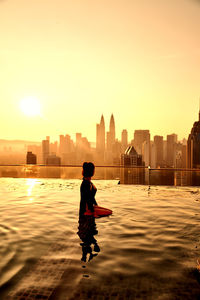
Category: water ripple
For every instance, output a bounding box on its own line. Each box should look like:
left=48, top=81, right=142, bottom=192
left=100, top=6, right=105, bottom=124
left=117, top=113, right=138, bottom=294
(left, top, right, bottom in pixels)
left=0, top=179, right=200, bottom=299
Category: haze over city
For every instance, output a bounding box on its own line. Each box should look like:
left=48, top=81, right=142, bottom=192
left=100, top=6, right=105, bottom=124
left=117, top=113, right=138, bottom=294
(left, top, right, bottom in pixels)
left=0, top=0, right=200, bottom=142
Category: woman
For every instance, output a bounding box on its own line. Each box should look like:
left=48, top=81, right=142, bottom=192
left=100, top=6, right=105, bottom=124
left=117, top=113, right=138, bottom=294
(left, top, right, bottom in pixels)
left=79, top=162, right=98, bottom=217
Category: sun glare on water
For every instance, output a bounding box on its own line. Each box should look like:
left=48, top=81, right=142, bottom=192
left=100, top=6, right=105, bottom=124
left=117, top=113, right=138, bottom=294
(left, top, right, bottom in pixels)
left=20, top=97, right=41, bottom=117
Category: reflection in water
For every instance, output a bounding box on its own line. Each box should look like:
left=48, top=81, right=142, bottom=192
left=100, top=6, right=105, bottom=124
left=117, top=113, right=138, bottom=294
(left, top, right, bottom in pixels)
left=148, top=185, right=151, bottom=196
left=77, top=216, right=100, bottom=262
left=26, top=178, right=38, bottom=195
left=25, top=178, right=40, bottom=202
left=120, top=167, right=146, bottom=184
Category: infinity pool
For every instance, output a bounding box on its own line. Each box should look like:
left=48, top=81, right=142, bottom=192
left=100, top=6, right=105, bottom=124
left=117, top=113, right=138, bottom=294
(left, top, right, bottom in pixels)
left=0, top=178, right=200, bottom=299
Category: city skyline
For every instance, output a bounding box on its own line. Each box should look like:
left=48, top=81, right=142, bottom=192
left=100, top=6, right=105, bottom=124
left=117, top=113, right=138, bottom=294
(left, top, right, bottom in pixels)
left=0, top=112, right=188, bottom=145
left=0, top=0, right=200, bottom=142
left=0, top=110, right=197, bottom=170
left=0, top=103, right=199, bottom=143
left=2, top=112, right=188, bottom=168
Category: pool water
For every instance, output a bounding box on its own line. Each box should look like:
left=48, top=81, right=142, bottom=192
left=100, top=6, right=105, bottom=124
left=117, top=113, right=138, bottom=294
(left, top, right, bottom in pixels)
left=0, top=178, right=200, bottom=299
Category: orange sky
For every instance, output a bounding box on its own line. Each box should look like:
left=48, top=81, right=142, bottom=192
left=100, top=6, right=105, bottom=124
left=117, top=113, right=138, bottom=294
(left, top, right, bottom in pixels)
left=0, top=0, right=200, bottom=142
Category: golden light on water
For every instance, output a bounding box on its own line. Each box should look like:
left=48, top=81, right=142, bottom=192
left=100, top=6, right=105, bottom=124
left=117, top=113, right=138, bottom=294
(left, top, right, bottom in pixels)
left=26, top=179, right=39, bottom=200
left=20, top=97, right=41, bottom=117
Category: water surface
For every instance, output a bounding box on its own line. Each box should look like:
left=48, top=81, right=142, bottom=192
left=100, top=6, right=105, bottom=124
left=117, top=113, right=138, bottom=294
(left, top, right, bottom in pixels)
left=0, top=178, right=200, bottom=299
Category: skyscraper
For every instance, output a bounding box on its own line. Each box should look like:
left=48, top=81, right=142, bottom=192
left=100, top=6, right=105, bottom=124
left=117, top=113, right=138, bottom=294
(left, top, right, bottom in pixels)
left=96, top=115, right=105, bottom=152
left=121, top=129, right=128, bottom=152
left=142, top=140, right=150, bottom=166
left=50, top=141, right=58, bottom=154
left=42, top=138, right=49, bottom=164
left=166, top=134, right=177, bottom=167
left=76, top=133, right=82, bottom=149
left=121, top=146, right=143, bottom=166
left=154, top=135, right=164, bottom=167
left=121, top=146, right=144, bottom=184
left=59, top=134, right=75, bottom=164
left=65, top=135, right=72, bottom=153
left=133, top=130, right=150, bottom=166
left=46, top=154, right=61, bottom=165
left=109, top=114, right=115, bottom=144
left=26, top=151, right=37, bottom=164
left=133, top=130, right=150, bottom=155
left=59, top=135, right=65, bottom=155
left=107, top=114, right=115, bottom=151
left=187, top=109, right=200, bottom=168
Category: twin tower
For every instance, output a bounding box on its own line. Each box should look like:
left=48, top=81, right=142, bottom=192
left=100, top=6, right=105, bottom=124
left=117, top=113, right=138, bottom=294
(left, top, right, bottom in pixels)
left=96, top=114, right=115, bottom=153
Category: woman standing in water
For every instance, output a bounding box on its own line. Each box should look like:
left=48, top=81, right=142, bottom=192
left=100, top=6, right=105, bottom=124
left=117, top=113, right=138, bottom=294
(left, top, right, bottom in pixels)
left=79, top=162, right=98, bottom=217
left=78, top=162, right=100, bottom=261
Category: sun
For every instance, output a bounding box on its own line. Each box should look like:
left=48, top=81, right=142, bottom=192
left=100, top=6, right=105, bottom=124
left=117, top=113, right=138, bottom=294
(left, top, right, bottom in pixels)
left=20, top=97, right=41, bottom=117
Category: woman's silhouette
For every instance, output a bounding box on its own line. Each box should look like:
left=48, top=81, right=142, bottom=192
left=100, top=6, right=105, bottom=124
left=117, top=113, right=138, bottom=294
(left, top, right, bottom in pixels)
left=79, top=162, right=98, bottom=217
left=78, top=162, right=100, bottom=262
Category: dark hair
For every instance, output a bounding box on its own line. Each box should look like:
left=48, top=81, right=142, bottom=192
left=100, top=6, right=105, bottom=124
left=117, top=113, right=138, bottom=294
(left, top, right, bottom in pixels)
left=82, top=162, right=95, bottom=177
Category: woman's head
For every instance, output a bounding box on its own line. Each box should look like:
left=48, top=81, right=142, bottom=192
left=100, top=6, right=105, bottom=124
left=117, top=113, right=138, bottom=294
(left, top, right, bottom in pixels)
left=82, top=162, right=95, bottom=178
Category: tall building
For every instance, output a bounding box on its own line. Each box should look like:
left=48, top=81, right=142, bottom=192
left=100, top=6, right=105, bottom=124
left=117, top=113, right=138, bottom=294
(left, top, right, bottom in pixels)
left=142, top=140, right=150, bottom=166
left=59, top=134, right=75, bottom=164
left=121, top=129, right=128, bottom=152
left=166, top=134, right=177, bottom=167
left=121, top=146, right=143, bottom=166
left=121, top=146, right=144, bottom=184
left=96, top=115, right=105, bottom=152
left=76, top=133, right=82, bottom=149
left=154, top=135, right=164, bottom=167
left=133, top=130, right=150, bottom=167
left=107, top=114, right=115, bottom=151
left=187, top=109, right=200, bottom=168
left=46, top=154, right=61, bottom=178
left=27, top=144, right=42, bottom=163
left=42, top=138, right=49, bottom=164
left=59, top=135, right=65, bottom=155
left=75, top=133, right=92, bottom=164
left=150, top=142, right=156, bottom=168
left=133, top=130, right=150, bottom=155
left=46, top=154, right=61, bottom=165
left=65, top=135, right=72, bottom=153
left=175, top=142, right=186, bottom=168
left=26, top=151, right=37, bottom=164
left=109, top=114, right=115, bottom=145
left=181, top=144, right=187, bottom=168
left=50, top=141, right=58, bottom=154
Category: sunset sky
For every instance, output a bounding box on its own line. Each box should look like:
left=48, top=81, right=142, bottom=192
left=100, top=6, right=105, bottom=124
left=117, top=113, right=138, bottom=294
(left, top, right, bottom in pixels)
left=0, top=0, right=200, bottom=143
